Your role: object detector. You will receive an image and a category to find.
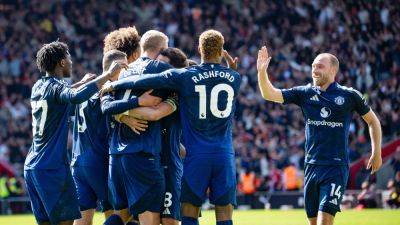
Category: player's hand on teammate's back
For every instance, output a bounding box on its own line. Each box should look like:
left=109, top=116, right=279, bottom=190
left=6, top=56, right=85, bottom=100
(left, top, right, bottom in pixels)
left=80, top=73, right=96, bottom=83
left=367, top=152, right=382, bottom=174
left=222, top=49, right=238, bottom=70
left=257, top=46, right=272, bottom=72
left=105, top=60, right=128, bottom=79
left=71, top=73, right=96, bottom=88
left=99, top=82, right=114, bottom=96
left=120, top=116, right=148, bottom=135
left=138, top=89, right=162, bottom=107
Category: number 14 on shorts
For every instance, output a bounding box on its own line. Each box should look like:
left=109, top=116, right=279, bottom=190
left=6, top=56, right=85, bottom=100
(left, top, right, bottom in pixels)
left=329, top=183, right=342, bottom=205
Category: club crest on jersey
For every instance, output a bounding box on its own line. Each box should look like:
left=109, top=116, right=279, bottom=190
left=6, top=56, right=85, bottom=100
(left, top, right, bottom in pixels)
left=320, top=107, right=331, bottom=118
left=334, top=96, right=345, bottom=105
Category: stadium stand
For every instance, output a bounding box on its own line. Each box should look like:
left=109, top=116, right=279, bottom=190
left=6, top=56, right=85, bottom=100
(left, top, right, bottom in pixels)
left=0, top=0, right=399, bottom=210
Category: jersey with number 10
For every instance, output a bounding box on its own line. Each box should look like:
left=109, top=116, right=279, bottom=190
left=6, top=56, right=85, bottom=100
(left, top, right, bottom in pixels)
left=110, top=63, right=241, bottom=156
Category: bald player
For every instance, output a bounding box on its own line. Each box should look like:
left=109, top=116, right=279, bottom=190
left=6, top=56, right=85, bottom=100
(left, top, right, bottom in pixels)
left=257, top=46, right=382, bottom=225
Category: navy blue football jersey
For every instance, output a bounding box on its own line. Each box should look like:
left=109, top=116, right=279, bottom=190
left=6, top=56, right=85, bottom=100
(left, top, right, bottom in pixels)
left=160, top=107, right=182, bottom=169
left=109, top=57, right=172, bottom=155
left=25, top=76, right=99, bottom=170
left=71, top=94, right=109, bottom=167
left=109, top=63, right=242, bottom=156
left=282, top=82, right=370, bottom=165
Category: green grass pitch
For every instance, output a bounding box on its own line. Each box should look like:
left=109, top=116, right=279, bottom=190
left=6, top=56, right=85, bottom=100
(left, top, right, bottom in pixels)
left=0, top=209, right=399, bottom=225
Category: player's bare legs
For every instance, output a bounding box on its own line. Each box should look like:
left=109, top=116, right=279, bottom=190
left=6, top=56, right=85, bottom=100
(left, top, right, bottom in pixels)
left=215, top=204, right=233, bottom=222
left=181, top=203, right=200, bottom=225
left=308, top=217, right=317, bottom=225
left=73, top=209, right=95, bottom=225
left=162, top=217, right=179, bottom=225
left=317, top=212, right=334, bottom=225
left=58, top=220, right=74, bottom=225
left=182, top=202, right=201, bottom=218
left=138, top=211, right=160, bottom=225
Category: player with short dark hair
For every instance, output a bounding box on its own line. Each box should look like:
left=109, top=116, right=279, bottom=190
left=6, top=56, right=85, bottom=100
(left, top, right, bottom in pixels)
left=257, top=46, right=382, bottom=225
left=104, top=30, right=176, bottom=225
left=24, top=41, right=126, bottom=225
left=102, top=28, right=165, bottom=225
left=71, top=49, right=144, bottom=225
left=120, top=46, right=188, bottom=225
left=100, top=29, right=241, bottom=225
left=157, top=48, right=189, bottom=69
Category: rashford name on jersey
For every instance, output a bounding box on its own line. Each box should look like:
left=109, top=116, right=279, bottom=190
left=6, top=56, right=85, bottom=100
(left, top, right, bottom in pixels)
left=191, top=69, right=236, bottom=83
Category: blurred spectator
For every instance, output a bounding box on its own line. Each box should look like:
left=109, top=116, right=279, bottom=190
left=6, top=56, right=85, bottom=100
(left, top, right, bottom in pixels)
left=390, top=147, right=400, bottom=174
left=355, top=158, right=377, bottom=189
left=282, top=163, right=301, bottom=191
left=0, top=175, right=10, bottom=199
left=357, top=181, right=378, bottom=209
left=269, top=164, right=283, bottom=191
left=238, top=169, right=260, bottom=208
left=386, top=171, right=400, bottom=208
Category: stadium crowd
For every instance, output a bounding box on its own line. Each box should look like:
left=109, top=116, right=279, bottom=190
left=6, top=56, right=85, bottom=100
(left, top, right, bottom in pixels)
left=0, top=0, right=399, bottom=198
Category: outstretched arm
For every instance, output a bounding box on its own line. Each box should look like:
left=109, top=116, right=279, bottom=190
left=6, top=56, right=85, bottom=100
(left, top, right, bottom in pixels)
left=362, top=110, right=382, bottom=174
left=101, top=89, right=162, bottom=115
left=100, top=93, right=139, bottom=115
left=57, top=61, right=128, bottom=104
left=257, top=46, right=284, bottom=103
left=100, top=69, right=181, bottom=95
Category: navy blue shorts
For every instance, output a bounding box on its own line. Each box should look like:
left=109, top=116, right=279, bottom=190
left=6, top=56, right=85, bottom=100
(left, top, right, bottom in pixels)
left=161, top=162, right=182, bottom=220
left=71, top=166, right=112, bottom=212
left=304, top=164, right=349, bottom=218
left=24, top=167, right=81, bottom=224
left=108, top=152, right=165, bottom=217
left=181, top=153, right=237, bottom=207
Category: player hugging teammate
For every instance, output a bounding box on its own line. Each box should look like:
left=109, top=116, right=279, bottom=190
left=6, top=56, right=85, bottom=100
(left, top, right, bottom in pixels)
left=25, top=25, right=382, bottom=225
left=26, top=26, right=240, bottom=225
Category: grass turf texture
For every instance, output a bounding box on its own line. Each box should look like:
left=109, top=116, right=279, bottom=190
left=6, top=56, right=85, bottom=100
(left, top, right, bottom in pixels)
left=0, top=209, right=399, bottom=225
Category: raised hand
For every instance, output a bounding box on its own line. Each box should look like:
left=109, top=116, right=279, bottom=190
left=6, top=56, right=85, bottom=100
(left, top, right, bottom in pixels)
left=80, top=73, right=96, bottom=84
left=257, top=46, right=272, bottom=72
left=106, top=60, right=128, bottom=79
left=222, top=49, right=238, bottom=71
left=138, top=89, right=162, bottom=107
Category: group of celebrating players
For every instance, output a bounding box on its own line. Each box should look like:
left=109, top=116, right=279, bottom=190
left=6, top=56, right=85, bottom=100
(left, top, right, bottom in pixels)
left=24, top=25, right=383, bottom=225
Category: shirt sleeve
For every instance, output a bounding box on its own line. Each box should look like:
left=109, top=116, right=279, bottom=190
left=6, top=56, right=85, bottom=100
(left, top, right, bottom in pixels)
left=281, top=86, right=306, bottom=105
left=351, top=88, right=370, bottom=116
left=100, top=92, right=139, bottom=115
left=54, top=81, right=99, bottom=104
left=111, top=68, right=183, bottom=92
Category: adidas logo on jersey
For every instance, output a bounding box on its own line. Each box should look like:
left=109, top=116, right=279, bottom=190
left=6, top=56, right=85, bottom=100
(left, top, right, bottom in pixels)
left=329, top=198, right=338, bottom=205
left=310, top=95, right=319, bottom=101
left=163, top=208, right=171, bottom=215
